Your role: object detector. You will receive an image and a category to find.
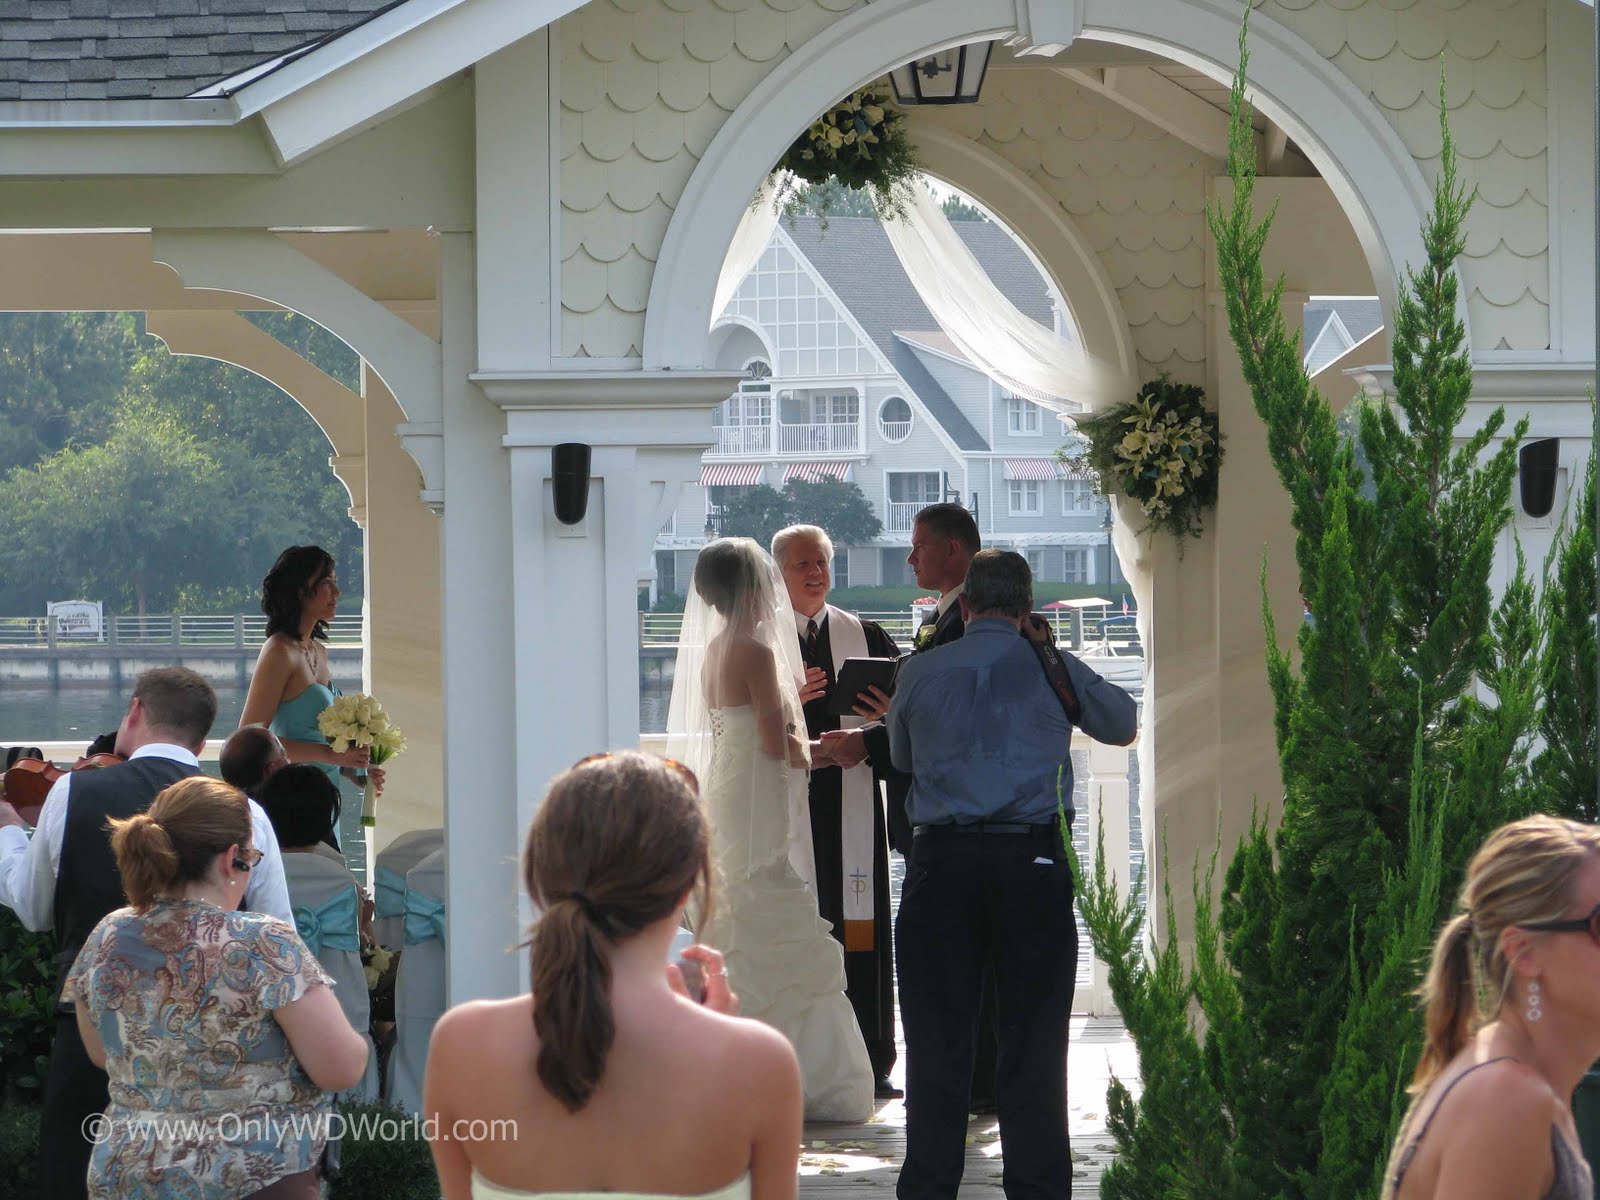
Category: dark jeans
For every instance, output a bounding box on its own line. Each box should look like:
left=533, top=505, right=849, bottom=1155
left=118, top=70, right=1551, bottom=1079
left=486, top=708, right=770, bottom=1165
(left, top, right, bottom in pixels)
left=39, top=1011, right=107, bottom=1200
left=896, top=826, right=1078, bottom=1200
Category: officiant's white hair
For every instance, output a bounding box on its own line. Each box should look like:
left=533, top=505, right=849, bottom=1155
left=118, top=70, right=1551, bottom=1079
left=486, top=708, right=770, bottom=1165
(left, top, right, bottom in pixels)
left=771, top=524, right=834, bottom=567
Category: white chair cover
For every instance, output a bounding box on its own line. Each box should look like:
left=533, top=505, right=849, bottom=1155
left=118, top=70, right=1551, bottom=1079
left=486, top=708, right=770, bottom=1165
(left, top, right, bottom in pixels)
left=385, top=847, right=446, bottom=1118
left=281, top=852, right=378, bottom=1102
left=373, top=829, right=444, bottom=952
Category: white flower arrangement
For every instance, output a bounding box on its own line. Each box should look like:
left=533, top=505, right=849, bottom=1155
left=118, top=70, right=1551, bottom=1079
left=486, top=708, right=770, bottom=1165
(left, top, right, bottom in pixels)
left=317, top=693, right=406, bottom=827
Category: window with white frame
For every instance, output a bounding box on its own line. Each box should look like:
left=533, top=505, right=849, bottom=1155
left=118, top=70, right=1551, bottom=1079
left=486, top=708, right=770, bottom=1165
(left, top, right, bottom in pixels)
left=1006, top=395, right=1042, bottom=436
left=888, top=472, right=944, bottom=504
left=810, top=392, right=859, bottom=425
left=1009, top=479, right=1042, bottom=515
left=1024, top=548, right=1045, bottom=578
left=1064, top=549, right=1088, bottom=583
left=1062, top=477, right=1096, bottom=514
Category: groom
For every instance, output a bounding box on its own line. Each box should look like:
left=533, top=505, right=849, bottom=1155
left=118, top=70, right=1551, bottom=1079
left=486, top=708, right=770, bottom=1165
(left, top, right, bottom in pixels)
left=773, top=524, right=903, bottom=1099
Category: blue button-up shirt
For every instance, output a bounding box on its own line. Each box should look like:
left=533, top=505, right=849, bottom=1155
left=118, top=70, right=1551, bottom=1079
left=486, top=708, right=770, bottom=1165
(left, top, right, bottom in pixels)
left=887, top=618, right=1138, bottom=828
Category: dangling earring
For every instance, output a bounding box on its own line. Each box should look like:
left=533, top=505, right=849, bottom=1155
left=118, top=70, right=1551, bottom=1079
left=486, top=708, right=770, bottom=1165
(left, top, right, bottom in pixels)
left=1526, top=978, right=1543, bottom=1023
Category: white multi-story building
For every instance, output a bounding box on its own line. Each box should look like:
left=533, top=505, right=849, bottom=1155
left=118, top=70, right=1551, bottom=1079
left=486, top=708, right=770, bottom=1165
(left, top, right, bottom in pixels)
left=653, top=214, right=1123, bottom=595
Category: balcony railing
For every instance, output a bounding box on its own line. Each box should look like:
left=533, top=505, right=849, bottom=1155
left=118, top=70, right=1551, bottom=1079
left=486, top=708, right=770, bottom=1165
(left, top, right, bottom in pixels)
left=885, top=501, right=921, bottom=533
left=709, top=425, right=772, bottom=456
left=777, top=422, right=860, bottom=455
left=879, top=421, right=912, bottom=442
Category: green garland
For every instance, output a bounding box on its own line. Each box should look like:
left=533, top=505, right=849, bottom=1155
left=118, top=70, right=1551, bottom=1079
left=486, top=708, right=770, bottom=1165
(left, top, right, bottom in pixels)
left=1060, top=376, right=1222, bottom=546
left=770, top=87, right=919, bottom=221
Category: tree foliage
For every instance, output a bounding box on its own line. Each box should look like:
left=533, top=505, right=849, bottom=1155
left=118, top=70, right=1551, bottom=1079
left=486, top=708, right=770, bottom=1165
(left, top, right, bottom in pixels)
left=717, top=477, right=883, bottom=551
left=1076, top=21, right=1581, bottom=1200
left=0, top=312, right=364, bottom=615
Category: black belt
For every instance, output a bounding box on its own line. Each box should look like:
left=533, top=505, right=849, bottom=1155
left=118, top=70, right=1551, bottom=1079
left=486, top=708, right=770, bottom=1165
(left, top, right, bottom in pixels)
left=913, top=819, right=1063, bottom=838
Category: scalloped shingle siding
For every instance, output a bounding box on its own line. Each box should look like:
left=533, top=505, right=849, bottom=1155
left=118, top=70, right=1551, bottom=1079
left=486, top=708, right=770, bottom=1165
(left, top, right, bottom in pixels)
left=559, top=0, right=862, bottom=360
left=1258, top=0, right=1550, bottom=349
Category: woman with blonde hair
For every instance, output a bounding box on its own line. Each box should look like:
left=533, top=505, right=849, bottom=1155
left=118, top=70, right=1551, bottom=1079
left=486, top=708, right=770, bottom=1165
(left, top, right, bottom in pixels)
left=1383, top=814, right=1600, bottom=1199
left=64, top=776, right=371, bottom=1199
left=424, top=752, right=802, bottom=1200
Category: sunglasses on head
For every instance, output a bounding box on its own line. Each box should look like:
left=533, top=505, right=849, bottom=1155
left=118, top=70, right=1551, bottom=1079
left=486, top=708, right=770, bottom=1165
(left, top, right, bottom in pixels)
left=1519, top=902, right=1600, bottom=945
left=572, top=752, right=699, bottom=794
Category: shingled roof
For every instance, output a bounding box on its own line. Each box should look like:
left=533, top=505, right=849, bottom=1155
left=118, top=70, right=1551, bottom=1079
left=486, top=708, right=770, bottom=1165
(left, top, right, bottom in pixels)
left=782, top=215, right=1059, bottom=454
left=0, top=0, right=399, bottom=101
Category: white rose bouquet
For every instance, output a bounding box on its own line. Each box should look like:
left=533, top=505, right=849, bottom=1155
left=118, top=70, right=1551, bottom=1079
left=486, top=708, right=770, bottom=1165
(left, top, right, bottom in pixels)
left=317, top=693, right=407, bottom=827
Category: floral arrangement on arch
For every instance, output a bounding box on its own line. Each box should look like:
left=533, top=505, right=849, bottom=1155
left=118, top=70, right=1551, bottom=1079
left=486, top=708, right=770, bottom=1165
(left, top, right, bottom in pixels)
left=770, top=86, right=919, bottom=221
left=1060, top=376, right=1222, bottom=548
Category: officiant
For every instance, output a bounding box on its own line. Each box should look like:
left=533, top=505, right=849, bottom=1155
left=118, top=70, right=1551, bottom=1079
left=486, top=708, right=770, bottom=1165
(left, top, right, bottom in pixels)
left=772, top=524, right=902, bottom=1099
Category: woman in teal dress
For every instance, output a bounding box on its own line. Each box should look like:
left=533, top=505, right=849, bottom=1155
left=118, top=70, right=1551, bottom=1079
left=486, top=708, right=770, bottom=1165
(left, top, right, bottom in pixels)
left=240, top=546, right=382, bottom=819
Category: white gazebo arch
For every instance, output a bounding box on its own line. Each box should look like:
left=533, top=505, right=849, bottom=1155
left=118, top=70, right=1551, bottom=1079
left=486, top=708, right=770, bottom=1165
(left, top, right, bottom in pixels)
left=642, top=0, right=1447, bottom=373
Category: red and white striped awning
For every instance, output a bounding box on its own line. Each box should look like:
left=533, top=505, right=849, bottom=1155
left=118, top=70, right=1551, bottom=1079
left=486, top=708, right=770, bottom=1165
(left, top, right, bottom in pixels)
left=1004, top=458, right=1064, bottom=481
left=701, top=463, right=765, bottom=487
left=782, top=462, right=854, bottom=484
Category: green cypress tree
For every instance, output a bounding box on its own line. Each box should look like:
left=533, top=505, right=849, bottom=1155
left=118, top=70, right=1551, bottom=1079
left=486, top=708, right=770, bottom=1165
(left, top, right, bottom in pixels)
left=1075, top=10, right=1567, bottom=1195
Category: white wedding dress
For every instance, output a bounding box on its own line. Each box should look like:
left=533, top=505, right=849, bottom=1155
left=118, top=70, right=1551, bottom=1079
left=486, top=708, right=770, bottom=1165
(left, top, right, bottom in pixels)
left=700, top=705, right=874, bottom=1122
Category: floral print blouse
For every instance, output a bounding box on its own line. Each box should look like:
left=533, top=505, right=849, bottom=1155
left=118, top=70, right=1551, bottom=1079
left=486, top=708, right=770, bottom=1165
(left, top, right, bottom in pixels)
left=65, top=897, right=335, bottom=1199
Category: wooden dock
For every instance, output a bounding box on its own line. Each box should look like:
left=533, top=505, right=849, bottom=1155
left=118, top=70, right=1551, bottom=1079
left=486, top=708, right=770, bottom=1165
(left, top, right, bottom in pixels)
left=799, top=1013, right=1138, bottom=1197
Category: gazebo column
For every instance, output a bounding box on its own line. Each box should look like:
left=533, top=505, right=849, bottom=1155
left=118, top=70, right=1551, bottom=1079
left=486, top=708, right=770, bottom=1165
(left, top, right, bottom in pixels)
left=433, top=231, right=520, bottom=1004
left=1143, top=178, right=1379, bottom=951
left=477, top=374, right=737, bottom=810
left=359, top=365, right=444, bottom=855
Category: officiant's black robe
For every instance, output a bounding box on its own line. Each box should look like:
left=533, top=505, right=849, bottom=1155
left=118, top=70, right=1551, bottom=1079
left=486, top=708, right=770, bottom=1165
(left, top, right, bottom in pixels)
left=799, top=611, right=901, bottom=1081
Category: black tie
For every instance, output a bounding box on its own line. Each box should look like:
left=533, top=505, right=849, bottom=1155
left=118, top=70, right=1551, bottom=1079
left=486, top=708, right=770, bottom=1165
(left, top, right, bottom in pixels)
left=804, top=618, right=819, bottom=663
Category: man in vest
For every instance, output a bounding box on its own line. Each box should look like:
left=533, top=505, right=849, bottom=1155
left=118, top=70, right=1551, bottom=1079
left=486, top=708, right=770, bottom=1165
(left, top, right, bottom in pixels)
left=0, top=666, right=292, bottom=1199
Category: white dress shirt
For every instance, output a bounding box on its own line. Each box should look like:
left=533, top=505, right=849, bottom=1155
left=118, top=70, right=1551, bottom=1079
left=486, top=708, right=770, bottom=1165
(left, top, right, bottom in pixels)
left=936, top=582, right=966, bottom=619
left=0, top=743, right=293, bottom=931
left=793, top=605, right=828, bottom=640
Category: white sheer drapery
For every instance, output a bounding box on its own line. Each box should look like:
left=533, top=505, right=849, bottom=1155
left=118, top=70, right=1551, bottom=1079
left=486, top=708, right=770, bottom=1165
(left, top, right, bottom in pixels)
left=713, top=181, right=782, bottom=320
left=882, top=182, right=1134, bottom=411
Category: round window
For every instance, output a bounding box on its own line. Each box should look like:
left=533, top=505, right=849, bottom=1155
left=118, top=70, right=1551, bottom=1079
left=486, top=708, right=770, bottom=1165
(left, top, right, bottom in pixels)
left=878, top=397, right=913, bottom=443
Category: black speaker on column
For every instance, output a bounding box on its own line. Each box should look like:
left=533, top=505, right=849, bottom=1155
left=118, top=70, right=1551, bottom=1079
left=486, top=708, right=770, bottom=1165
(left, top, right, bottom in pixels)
left=552, top=443, right=592, bottom=525
left=1519, top=438, right=1560, bottom=519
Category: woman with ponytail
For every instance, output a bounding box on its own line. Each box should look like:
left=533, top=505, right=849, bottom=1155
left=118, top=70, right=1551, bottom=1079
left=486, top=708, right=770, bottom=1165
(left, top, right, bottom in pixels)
left=63, top=777, right=369, bottom=1199
left=1383, top=814, right=1600, bottom=1199
left=424, top=752, right=803, bottom=1200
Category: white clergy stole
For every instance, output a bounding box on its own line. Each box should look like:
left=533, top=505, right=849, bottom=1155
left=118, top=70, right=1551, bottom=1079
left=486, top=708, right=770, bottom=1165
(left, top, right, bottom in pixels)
left=825, top=604, right=878, bottom=952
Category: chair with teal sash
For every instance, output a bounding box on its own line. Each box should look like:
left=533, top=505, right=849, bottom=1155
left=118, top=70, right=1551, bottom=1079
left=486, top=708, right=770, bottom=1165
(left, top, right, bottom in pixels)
left=283, top=852, right=378, bottom=1101
left=372, top=828, right=442, bottom=951
left=385, top=846, right=446, bottom=1117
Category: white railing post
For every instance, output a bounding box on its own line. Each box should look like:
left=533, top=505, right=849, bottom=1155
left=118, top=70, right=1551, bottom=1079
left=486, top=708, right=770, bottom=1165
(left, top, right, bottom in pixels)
left=1083, top=737, right=1133, bottom=1017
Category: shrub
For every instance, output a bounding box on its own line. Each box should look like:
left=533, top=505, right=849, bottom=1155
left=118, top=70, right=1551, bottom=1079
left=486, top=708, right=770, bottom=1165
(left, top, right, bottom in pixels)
left=329, top=1100, right=441, bottom=1200
left=0, top=1102, right=40, bottom=1200
left=0, top=908, right=55, bottom=1106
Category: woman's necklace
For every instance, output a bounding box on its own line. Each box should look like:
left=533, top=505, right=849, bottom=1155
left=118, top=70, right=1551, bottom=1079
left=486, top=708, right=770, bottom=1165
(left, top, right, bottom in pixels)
left=300, top=636, right=318, bottom=677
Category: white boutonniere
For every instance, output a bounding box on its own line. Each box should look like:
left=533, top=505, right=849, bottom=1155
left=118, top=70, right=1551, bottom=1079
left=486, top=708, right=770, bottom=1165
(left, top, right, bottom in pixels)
left=914, top=625, right=935, bottom=650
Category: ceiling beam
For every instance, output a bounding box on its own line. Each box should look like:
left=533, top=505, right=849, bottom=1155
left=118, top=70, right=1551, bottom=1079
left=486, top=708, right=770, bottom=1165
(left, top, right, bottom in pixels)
left=1061, top=65, right=1261, bottom=163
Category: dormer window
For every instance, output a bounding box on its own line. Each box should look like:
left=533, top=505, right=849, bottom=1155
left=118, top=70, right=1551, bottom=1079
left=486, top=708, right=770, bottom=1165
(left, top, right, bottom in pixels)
left=1005, top=394, right=1041, bottom=436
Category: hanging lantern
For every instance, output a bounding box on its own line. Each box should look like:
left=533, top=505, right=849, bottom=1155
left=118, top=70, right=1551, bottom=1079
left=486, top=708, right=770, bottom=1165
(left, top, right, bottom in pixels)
left=888, top=42, right=993, bottom=105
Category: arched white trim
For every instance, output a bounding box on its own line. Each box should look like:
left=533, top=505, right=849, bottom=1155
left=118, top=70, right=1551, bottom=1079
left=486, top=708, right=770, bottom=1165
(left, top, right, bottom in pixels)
left=709, top=313, right=777, bottom=367
left=642, top=0, right=1450, bottom=371
left=910, top=123, right=1137, bottom=383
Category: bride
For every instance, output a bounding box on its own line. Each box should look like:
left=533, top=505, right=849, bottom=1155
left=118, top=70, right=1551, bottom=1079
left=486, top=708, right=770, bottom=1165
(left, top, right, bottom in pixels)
left=667, top=538, right=874, bottom=1122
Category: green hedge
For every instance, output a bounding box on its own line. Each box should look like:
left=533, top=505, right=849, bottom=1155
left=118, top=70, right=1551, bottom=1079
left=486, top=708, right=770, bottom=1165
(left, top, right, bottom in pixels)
left=330, top=1100, right=440, bottom=1200
left=653, top=582, right=1130, bottom=615
left=0, top=1103, right=40, bottom=1200
left=0, top=909, right=55, bottom=1107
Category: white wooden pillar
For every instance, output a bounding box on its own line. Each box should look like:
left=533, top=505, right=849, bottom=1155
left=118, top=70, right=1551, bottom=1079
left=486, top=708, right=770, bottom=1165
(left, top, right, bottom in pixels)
left=474, top=375, right=740, bottom=816
left=360, top=365, right=444, bottom=856
left=436, top=231, right=522, bottom=1006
